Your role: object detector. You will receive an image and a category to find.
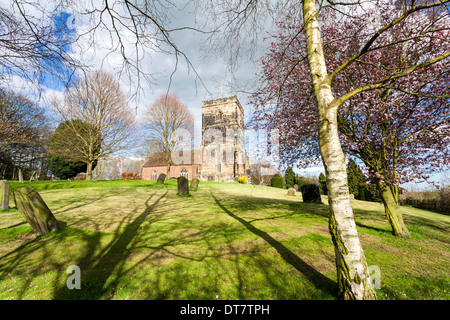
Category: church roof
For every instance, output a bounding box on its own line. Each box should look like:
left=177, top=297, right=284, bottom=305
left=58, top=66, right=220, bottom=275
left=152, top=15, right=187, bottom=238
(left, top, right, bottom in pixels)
left=142, top=150, right=200, bottom=167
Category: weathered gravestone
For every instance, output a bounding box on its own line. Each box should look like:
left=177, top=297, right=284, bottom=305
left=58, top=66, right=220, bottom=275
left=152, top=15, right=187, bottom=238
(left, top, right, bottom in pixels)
left=1, top=180, right=9, bottom=210
left=190, top=178, right=199, bottom=191
left=157, top=173, right=166, bottom=184
left=177, top=176, right=189, bottom=195
left=293, top=184, right=299, bottom=191
left=287, top=188, right=296, bottom=196
left=300, top=183, right=322, bottom=203
left=13, top=187, right=59, bottom=234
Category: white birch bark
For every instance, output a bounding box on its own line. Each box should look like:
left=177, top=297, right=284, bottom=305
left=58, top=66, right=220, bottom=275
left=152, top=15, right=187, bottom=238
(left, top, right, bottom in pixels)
left=303, top=0, right=377, bottom=300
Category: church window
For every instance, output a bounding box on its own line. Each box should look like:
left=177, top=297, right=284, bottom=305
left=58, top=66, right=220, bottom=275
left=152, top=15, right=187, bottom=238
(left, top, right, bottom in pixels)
left=180, top=168, right=188, bottom=179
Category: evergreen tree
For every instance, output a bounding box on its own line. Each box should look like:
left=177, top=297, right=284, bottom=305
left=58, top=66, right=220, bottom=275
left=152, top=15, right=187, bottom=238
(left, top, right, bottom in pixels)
left=284, top=166, right=295, bottom=189
left=346, top=159, right=379, bottom=202
left=48, top=120, right=100, bottom=179
left=319, top=172, right=327, bottom=195
left=347, top=159, right=365, bottom=198
left=271, top=173, right=285, bottom=189
left=48, top=156, right=88, bottom=180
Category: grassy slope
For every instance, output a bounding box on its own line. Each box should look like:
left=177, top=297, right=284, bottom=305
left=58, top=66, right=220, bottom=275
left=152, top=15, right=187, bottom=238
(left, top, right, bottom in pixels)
left=0, top=180, right=448, bottom=300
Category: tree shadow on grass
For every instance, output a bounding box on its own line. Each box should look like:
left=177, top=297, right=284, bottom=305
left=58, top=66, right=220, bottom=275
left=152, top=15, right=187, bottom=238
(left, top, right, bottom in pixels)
left=210, top=192, right=337, bottom=297
left=50, top=188, right=128, bottom=215
left=2, top=188, right=272, bottom=300
left=52, top=191, right=168, bottom=299
left=0, top=221, right=28, bottom=231
left=352, top=206, right=450, bottom=239
left=0, top=223, right=72, bottom=299
left=12, top=183, right=448, bottom=299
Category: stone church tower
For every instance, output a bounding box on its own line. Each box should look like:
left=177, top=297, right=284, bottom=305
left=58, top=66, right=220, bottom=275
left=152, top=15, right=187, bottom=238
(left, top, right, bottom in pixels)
left=199, top=96, right=249, bottom=182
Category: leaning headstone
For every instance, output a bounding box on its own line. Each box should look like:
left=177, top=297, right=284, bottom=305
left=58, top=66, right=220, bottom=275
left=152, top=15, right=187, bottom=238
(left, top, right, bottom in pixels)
left=190, top=178, right=199, bottom=191
left=13, top=187, right=59, bottom=234
left=293, top=184, right=298, bottom=191
left=287, top=188, right=296, bottom=196
left=300, top=183, right=322, bottom=203
left=157, top=173, right=166, bottom=184
left=177, top=176, right=189, bottom=195
left=1, top=180, right=9, bottom=210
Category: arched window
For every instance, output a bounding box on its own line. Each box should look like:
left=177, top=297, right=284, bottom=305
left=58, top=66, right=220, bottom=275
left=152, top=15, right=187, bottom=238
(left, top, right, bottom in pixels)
left=152, top=170, right=157, bottom=180
left=180, top=168, right=188, bottom=179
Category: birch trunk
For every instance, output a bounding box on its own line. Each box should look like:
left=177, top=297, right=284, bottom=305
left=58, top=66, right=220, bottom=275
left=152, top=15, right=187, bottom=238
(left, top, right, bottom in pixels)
left=303, top=0, right=377, bottom=300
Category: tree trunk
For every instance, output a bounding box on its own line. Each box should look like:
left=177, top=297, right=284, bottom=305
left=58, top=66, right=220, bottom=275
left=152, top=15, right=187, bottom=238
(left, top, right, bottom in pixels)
left=18, top=168, right=23, bottom=183
left=1, top=180, right=9, bottom=210
left=320, top=110, right=377, bottom=299
left=376, top=181, right=411, bottom=238
left=303, top=0, right=376, bottom=300
left=166, top=159, right=171, bottom=179
left=86, top=161, right=93, bottom=181
left=29, top=170, right=36, bottom=181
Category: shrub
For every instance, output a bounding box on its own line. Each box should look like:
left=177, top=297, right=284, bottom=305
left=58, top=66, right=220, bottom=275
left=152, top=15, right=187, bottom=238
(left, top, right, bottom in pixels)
left=294, top=175, right=311, bottom=190
left=238, top=176, right=247, bottom=184
left=121, top=171, right=142, bottom=180
left=440, top=188, right=450, bottom=214
left=399, top=188, right=450, bottom=215
left=271, top=173, right=285, bottom=188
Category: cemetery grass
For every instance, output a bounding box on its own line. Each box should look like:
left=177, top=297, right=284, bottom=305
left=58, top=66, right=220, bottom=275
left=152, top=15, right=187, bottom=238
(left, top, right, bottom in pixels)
left=0, top=180, right=449, bottom=300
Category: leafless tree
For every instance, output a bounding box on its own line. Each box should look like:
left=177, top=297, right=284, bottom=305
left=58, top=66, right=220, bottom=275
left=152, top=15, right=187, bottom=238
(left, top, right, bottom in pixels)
left=0, top=1, right=84, bottom=88
left=0, top=87, right=50, bottom=180
left=51, top=70, right=136, bottom=180
left=1, top=1, right=210, bottom=100
left=143, top=93, right=195, bottom=178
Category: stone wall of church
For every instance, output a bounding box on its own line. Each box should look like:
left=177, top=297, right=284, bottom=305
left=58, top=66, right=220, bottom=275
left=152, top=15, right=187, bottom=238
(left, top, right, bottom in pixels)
left=199, top=96, right=248, bottom=182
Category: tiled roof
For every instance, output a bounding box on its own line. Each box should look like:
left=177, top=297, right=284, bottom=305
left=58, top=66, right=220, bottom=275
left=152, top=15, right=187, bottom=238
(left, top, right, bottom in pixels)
left=142, top=150, right=200, bottom=167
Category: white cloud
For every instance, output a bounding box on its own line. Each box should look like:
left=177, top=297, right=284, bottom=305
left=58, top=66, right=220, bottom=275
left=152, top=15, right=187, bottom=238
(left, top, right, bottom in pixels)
left=296, top=165, right=325, bottom=176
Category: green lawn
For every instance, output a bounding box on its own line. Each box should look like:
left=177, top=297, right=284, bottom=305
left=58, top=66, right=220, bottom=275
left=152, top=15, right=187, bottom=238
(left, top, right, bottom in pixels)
left=0, top=180, right=449, bottom=300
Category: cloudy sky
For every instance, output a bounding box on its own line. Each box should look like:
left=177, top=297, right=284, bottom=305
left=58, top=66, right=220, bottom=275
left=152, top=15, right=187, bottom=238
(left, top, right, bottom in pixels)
left=2, top=0, right=447, bottom=186
left=52, top=1, right=315, bottom=171
left=0, top=1, right=253, bottom=124
left=65, top=1, right=261, bottom=130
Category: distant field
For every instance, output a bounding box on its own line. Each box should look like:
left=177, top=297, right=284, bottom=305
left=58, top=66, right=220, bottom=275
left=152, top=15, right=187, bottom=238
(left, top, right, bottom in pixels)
left=1, top=180, right=449, bottom=300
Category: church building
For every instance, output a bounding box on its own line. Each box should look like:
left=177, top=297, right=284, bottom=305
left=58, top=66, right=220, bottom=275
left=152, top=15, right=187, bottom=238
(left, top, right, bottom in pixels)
left=141, top=96, right=249, bottom=182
